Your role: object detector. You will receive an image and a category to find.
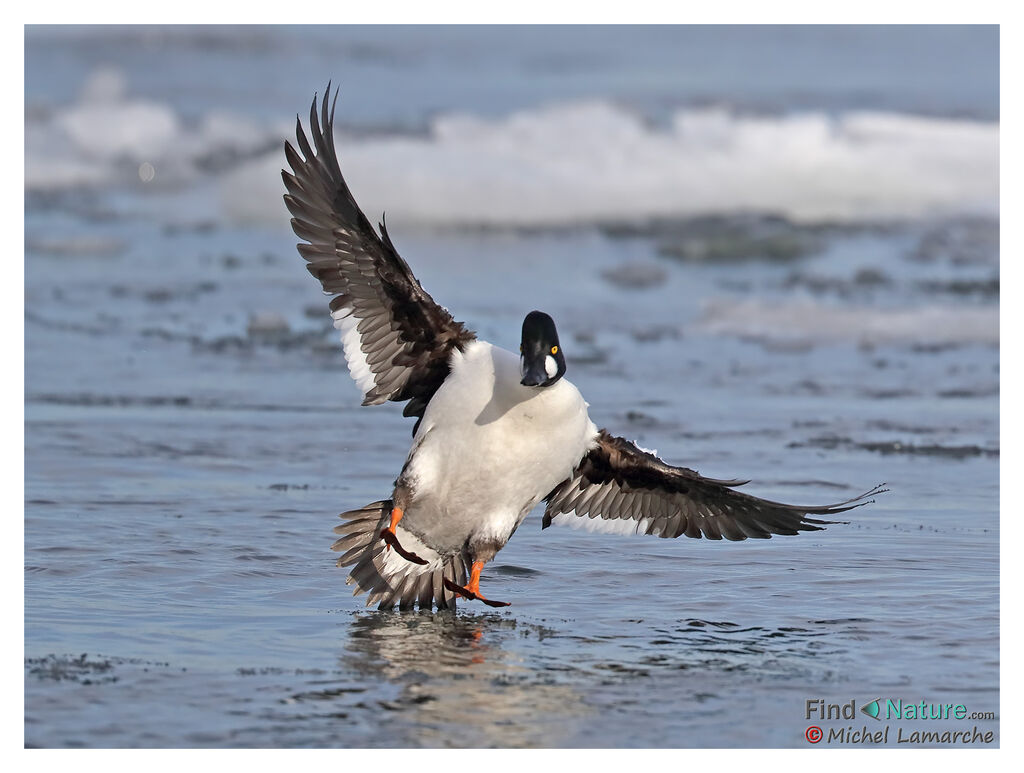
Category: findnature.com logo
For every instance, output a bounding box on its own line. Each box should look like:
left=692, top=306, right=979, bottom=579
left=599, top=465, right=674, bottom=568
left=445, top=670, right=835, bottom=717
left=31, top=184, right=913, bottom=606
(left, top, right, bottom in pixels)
left=803, top=698, right=996, bottom=746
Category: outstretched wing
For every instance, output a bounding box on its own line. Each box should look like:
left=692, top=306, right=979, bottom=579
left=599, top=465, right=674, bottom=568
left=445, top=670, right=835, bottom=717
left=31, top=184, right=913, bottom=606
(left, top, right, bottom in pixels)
left=544, top=430, right=885, bottom=539
left=282, top=84, right=476, bottom=428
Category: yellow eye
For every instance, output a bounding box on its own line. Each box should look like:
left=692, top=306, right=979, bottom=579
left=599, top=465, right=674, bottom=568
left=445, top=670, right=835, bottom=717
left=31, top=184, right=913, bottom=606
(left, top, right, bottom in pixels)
left=519, top=344, right=523, bottom=353
left=550, top=345, right=558, bottom=355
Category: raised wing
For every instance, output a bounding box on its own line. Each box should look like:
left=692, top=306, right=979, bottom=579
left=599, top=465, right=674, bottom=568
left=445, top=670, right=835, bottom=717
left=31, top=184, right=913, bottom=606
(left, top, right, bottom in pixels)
left=544, top=430, right=885, bottom=539
left=282, top=84, right=476, bottom=428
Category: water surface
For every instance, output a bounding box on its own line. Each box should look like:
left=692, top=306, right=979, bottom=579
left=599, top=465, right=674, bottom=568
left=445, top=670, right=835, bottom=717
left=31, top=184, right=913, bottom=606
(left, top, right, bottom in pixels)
left=24, top=25, right=999, bottom=748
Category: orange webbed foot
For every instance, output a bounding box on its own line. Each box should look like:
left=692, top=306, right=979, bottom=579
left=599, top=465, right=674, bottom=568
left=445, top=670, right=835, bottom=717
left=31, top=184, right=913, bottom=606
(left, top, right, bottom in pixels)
left=443, top=577, right=511, bottom=607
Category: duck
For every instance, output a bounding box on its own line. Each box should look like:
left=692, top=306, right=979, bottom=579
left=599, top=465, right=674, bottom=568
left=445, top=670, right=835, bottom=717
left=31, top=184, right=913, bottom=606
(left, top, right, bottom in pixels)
left=282, top=85, right=885, bottom=610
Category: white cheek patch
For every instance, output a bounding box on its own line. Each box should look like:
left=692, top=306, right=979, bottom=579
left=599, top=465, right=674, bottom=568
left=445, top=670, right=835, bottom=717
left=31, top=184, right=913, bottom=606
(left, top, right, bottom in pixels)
left=545, top=355, right=557, bottom=379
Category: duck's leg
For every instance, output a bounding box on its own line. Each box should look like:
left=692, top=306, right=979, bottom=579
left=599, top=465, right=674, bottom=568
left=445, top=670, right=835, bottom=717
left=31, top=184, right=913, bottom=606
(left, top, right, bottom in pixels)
left=444, top=560, right=510, bottom=607
left=379, top=486, right=427, bottom=565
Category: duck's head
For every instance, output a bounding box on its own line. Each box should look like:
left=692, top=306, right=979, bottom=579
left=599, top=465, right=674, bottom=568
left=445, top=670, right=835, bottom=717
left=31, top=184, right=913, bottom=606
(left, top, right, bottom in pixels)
left=520, top=310, right=566, bottom=387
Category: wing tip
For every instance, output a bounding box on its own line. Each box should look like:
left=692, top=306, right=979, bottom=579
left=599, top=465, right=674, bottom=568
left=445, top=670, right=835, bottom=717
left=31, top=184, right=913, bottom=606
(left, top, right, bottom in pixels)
left=792, top=482, right=888, bottom=530
left=825, top=482, right=890, bottom=513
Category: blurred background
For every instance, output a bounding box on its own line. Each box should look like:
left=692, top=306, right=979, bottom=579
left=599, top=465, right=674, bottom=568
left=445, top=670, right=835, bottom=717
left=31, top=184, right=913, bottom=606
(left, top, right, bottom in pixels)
left=25, top=25, right=999, bottom=748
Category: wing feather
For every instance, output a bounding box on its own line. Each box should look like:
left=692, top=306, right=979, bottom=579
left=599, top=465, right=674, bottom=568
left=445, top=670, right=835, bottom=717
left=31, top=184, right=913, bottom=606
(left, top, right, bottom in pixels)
left=544, top=430, right=886, bottom=541
left=283, top=84, right=476, bottom=431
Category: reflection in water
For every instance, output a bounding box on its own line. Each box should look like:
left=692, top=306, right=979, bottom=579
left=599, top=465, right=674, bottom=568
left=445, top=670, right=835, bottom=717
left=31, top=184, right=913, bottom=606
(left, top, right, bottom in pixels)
left=336, top=611, right=586, bottom=747
left=326, top=613, right=852, bottom=747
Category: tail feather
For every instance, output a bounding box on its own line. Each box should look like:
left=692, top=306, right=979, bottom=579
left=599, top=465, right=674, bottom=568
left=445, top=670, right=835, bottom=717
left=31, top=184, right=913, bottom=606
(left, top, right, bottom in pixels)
left=416, top=571, right=434, bottom=609
left=441, top=559, right=465, bottom=610
left=332, top=500, right=467, bottom=610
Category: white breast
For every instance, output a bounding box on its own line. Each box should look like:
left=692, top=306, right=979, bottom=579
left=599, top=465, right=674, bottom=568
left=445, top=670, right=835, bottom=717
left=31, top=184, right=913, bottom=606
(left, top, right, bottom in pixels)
left=400, top=341, right=598, bottom=554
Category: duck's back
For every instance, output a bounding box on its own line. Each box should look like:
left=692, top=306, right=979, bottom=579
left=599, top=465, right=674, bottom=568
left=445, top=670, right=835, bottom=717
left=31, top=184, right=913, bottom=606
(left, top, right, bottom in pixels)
left=399, top=341, right=598, bottom=554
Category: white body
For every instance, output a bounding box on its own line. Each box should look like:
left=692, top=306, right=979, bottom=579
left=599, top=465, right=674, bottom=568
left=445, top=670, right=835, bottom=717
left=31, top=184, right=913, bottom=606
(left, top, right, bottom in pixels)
left=399, top=340, right=598, bottom=555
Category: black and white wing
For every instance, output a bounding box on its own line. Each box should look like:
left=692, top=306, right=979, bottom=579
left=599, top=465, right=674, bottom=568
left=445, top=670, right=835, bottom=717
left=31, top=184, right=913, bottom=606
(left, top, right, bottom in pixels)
left=544, top=430, right=885, bottom=539
left=282, top=85, right=476, bottom=428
